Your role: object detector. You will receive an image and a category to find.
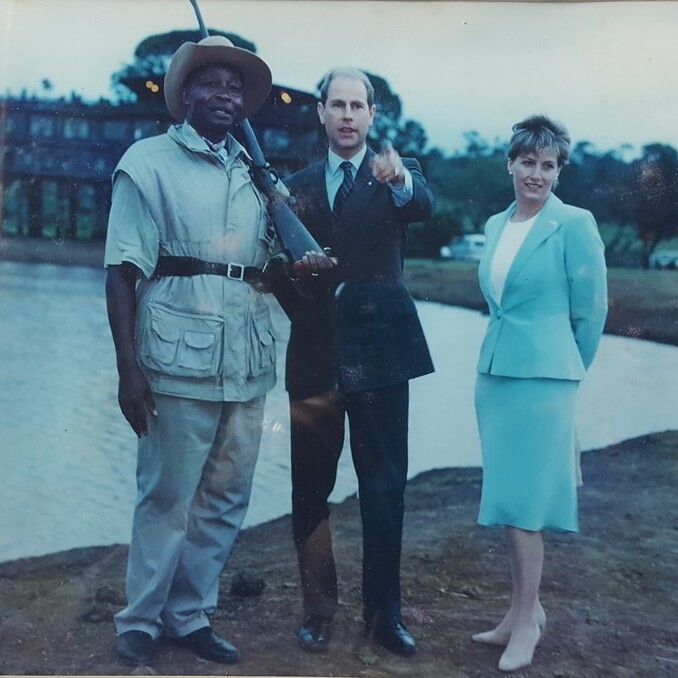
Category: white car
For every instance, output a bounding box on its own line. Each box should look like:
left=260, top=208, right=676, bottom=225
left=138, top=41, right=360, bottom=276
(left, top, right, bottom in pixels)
left=440, top=234, right=486, bottom=261
left=649, top=250, right=678, bottom=269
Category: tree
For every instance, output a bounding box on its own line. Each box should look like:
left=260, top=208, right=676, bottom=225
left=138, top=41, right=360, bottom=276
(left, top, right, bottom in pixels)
left=394, top=120, right=428, bottom=157
left=110, top=29, right=257, bottom=102
left=629, top=143, right=678, bottom=266
left=364, top=72, right=427, bottom=156
left=461, top=130, right=491, bottom=158
left=558, top=141, right=630, bottom=225
left=425, top=133, right=511, bottom=232
left=449, top=151, right=513, bottom=231
left=407, top=208, right=463, bottom=258
left=366, top=72, right=401, bottom=144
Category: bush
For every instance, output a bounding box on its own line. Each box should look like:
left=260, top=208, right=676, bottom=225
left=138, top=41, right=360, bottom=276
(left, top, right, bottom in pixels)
left=407, top=210, right=463, bottom=258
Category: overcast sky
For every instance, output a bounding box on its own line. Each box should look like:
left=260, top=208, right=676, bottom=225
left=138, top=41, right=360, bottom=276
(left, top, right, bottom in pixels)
left=2, top=0, right=677, bottom=157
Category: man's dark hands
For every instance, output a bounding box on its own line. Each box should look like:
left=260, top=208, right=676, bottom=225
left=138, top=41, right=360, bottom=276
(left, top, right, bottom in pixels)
left=291, top=250, right=338, bottom=277
left=118, top=364, right=157, bottom=438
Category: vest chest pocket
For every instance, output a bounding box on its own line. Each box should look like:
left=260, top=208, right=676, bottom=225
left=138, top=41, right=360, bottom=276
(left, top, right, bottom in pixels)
left=140, top=302, right=223, bottom=378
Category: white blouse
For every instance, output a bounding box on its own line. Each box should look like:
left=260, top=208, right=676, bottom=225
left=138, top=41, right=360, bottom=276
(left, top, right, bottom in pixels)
left=489, top=212, right=539, bottom=303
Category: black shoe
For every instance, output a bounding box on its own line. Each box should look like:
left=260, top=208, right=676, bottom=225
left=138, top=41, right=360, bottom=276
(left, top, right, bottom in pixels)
left=373, top=620, right=417, bottom=656
left=297, top=615, right=331, bottom=652
left=115, top=630, right=155, bottom=666
left=170, top=626, right=239, bottom=664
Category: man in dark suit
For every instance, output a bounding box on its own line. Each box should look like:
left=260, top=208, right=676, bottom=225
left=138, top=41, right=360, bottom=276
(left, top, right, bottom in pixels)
left=283, top=67, right=435, bottom=656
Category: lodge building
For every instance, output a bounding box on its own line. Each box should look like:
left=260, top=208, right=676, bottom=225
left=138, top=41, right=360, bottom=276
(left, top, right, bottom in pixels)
left=1, top=76, right=321, bottom=241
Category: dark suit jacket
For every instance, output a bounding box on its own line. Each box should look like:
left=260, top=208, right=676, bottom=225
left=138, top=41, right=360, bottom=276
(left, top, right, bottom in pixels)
left=284, top=149, right=435, bottom=399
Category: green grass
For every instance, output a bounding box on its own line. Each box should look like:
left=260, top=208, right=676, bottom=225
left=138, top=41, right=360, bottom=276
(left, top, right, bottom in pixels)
left=404, top=258, right=678, bottom=346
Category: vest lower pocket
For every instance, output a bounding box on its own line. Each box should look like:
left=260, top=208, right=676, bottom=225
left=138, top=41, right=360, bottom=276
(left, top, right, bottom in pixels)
left=248, top=304, right=276, bottom=377
left=140, top=301, right=223, bottom=378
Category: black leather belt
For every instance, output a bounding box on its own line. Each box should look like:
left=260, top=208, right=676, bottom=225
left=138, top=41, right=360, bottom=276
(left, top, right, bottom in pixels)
left=153, top=256, right=269, bottom=291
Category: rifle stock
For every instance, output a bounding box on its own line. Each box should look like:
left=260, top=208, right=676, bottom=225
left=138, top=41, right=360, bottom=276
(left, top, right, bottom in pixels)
left=248, top=161, right=325, bottom=264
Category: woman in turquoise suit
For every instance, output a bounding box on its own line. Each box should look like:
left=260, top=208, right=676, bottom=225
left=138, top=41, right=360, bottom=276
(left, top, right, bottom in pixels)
left=472, top=115, right=607, bottom=672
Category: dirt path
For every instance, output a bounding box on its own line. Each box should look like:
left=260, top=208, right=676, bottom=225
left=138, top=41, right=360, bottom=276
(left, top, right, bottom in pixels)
left=1, top=432, right=677, bottom=677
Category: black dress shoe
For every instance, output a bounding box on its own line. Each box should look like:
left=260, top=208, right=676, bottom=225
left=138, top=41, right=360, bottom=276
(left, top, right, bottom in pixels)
left=115, top=630, right=155, bottom=666
left=373, top=620, right=417, bottom=656
left=170, top=626, right=239, bottom=664
left=297, top=615, right=331, bottom=652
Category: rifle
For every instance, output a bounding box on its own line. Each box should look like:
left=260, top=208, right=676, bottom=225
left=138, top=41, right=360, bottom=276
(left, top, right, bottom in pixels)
left=187, top=0, right=325, bottom=264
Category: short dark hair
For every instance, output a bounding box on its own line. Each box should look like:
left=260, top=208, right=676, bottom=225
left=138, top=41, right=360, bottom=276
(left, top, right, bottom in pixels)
left=508, top=115, right=571, bottom=167
left=318, top=67, right=375, bottom=107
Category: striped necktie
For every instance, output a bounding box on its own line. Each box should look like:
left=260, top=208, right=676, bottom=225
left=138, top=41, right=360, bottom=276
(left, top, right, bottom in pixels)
left=332, top=161, right=355, bottom=218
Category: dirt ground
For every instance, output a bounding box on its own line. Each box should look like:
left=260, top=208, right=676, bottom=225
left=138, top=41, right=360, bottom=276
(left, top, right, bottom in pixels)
left=1, top=432, right=677, bottom=677
left=1, top=237, right=677, bottom=676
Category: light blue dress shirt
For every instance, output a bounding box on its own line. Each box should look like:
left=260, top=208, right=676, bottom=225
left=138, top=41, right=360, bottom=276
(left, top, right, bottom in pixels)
left=325, top=147, right=414, bottom=207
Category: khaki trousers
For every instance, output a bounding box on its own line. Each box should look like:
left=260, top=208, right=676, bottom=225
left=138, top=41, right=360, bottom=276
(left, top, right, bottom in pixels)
left=114, top=393, right=264, bottom=638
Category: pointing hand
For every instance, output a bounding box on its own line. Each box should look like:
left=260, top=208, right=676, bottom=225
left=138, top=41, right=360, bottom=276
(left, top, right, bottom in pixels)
left=370, top=141, right=406, bottom=186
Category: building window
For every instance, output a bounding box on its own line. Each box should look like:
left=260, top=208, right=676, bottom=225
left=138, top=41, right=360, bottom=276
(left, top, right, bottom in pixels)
left=134, top=120, right=161, bottom=140
left=29, top=115, right=55, bottom=137
left=4, top=114, right=24, bottom=134
left=261, top=128, right=291, bottom=153
left=103, top=120, right=128, bottom=141
left=63, top=117, right=90, bottom=140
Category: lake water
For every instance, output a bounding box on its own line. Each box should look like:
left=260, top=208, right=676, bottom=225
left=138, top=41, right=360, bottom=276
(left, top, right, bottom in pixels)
left=1, top=261, right=677, bottom=563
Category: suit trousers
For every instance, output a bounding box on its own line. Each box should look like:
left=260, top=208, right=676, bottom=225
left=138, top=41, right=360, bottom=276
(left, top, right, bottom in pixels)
left=290, top=382, right=409, bottom=624
left=114, top=393, right=264, bottom=639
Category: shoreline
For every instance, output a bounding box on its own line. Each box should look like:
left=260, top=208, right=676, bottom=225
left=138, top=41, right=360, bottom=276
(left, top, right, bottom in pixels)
left=3, top=234, right=678, bottom=347
left=0, top=234, right=107, bottom=269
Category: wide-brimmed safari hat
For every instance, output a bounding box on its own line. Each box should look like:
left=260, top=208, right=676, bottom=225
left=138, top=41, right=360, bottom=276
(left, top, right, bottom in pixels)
left=163, top=35, right=272, bottom=120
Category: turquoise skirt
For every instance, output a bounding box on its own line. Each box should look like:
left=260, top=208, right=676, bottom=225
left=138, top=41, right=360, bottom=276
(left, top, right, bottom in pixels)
left=475, top=373, right=579, bottom=532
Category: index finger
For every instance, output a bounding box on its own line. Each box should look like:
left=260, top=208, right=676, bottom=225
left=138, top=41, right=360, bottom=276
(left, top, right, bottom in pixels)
left=380, top=140, right=395, bottom=155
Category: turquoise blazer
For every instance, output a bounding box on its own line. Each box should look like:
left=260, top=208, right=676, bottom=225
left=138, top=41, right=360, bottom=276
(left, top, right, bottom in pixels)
left=477, top=193, right=608, bottom=381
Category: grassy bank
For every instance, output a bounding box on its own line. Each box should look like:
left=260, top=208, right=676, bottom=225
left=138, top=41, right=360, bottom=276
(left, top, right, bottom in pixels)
left=404, top=258, right=678, bottom=347
left=0, top=235, right=106, bottom=268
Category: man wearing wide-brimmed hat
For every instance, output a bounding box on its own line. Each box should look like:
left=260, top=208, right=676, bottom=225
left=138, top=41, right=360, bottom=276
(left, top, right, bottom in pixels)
left=104, top=35, right=293, bottom=668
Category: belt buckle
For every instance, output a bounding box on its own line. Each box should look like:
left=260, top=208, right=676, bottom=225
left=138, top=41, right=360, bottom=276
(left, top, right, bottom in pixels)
left=226, top=262, right=245, bottom=281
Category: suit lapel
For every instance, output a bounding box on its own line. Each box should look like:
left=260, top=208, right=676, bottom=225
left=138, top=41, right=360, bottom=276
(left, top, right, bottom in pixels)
left=307, top=161, right=333, bottom=225
left=334, top=150, right=379, bottom=241
left=503, top=193, right=563, bottom=293
left=292, top=161, right=334, bottom=245
left=479, top=203, right=513, bottom=303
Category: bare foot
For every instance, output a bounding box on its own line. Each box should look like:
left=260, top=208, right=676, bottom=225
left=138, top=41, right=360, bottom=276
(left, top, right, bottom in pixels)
left=498, top=622, right=541, bottom=673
